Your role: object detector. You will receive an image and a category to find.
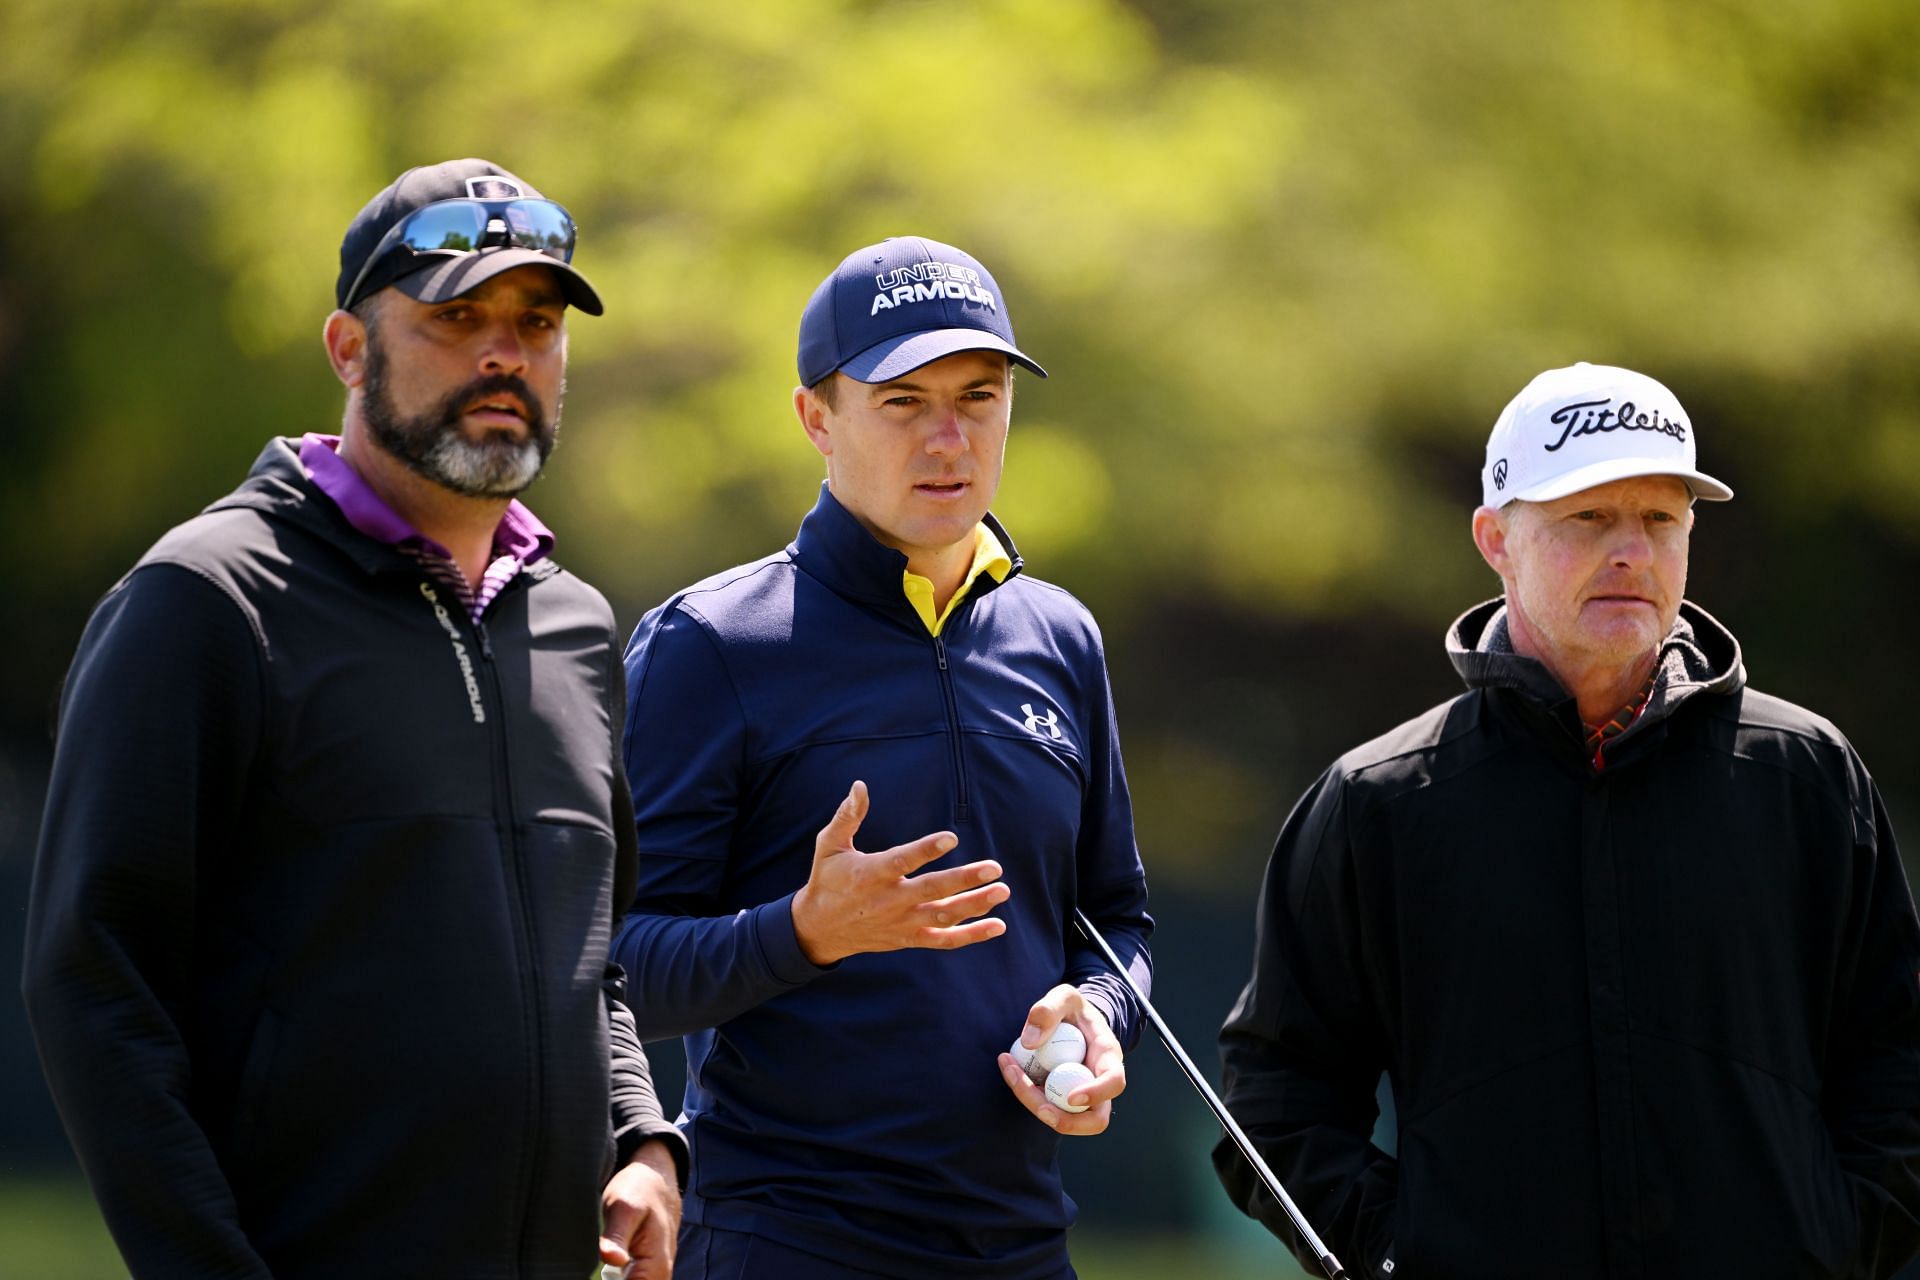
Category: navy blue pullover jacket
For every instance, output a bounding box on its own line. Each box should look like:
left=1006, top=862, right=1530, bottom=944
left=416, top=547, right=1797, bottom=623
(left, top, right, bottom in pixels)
left=615, top=485, right=1153, bottom=1278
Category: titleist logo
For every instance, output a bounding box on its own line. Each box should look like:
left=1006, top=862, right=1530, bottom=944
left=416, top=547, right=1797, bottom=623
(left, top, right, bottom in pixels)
left=1544, top=398, right=1687, bottom=452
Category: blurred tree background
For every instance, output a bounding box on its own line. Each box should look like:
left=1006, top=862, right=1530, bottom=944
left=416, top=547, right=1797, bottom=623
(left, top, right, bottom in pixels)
left=4, top=0, right=1920, bottom=1274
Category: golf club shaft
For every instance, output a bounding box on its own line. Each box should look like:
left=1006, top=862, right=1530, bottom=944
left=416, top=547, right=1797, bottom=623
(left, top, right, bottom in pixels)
left=1072, top=907, right=1350, bottom=1280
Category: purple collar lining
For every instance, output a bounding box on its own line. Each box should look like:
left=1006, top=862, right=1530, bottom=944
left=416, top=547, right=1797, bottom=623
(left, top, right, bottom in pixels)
left=298, top=433, right=553, bottom=565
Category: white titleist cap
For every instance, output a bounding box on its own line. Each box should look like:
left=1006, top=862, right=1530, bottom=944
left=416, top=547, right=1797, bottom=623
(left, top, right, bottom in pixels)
left=1482, top=362, right=1733, bottom=509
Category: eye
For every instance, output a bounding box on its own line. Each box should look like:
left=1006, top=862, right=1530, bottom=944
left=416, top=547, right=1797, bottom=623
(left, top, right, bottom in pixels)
left=883, top=395, right=919, bottom=408
left=1573, top=509, right=1603, bottom=521
left=435, top=305, right=473, bottom=323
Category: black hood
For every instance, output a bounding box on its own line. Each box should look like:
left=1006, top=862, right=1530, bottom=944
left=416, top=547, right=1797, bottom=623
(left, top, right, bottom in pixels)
left=1446, top=596, right=1746, bottom=735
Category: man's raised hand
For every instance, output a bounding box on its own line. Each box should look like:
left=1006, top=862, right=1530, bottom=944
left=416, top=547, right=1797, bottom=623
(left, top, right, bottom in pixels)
left=790, top=781, right=1009, bottom=966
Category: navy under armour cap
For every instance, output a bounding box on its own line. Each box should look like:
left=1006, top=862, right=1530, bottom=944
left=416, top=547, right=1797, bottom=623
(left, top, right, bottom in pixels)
left=797, top=236, right=1047, bottom=386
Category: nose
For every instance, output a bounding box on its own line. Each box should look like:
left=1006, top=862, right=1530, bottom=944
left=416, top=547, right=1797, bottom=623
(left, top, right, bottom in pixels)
left=478, top=317, right=529, bottom=375
left=925, top=404, right=969, bottom=457
left=1609, top=524, right=1653, bottom=570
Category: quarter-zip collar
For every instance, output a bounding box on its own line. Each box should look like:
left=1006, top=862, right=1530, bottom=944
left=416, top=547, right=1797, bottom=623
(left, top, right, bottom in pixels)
left=787, top=482, right=1024, bottom=629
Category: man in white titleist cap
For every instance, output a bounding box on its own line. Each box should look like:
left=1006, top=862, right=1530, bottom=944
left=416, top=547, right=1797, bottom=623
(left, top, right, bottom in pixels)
left=1215, top=362, right=1920, bottom=1278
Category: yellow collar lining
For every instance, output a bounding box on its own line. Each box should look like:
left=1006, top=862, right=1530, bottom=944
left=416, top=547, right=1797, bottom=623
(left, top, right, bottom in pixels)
left=902, top=524, right=1012, bottom=636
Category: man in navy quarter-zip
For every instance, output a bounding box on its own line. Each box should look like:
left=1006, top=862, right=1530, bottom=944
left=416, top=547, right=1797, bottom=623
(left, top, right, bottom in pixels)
left=23, top=158, right=685, bottom=1280
left=615, top=236, right=1154, bottom=1279
left=1217, top=363, right=1920, bottom=1279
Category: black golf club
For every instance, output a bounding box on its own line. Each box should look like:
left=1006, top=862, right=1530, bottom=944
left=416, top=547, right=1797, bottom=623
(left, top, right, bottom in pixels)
left=1072, top=907, right=1350, bottom=1280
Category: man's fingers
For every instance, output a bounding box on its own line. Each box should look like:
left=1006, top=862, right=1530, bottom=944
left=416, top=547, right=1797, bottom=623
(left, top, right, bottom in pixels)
left=598, top=1186, right=644, bottom=1266
left=997, top=1052, right=1113, bottom=1135
left=1018, top=983, right=1080, bottom=1048
left=814, top=780, right=869, bottom=854
left=1072, top=1061, right=1126, bottom=1105
left=919, top=881, right=1010, bottom=927
left=908, top=860, right=1004, bottom=902
left=621, top=1213, right=675, bottom=1280
left=882, top=829, right=963, bottom=877
left=915, top=916, right=1006, bottom=949
left=1082, top=1016, right=1123, bottom=1059
left=1053, top=1098, right=1113, bottom=1136
left=1056, top=1032, right=1124, bottom=1128
left=798, top=792, right=1008, bottom=960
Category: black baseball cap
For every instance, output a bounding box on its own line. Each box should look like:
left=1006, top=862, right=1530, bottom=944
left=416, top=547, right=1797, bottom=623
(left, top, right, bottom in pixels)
left=335, top=158, right=603, bottom=315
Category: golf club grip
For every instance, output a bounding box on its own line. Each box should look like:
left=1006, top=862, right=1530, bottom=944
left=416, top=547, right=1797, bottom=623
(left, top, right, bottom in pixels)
left=1071, top=908, right=1350, bottom=1280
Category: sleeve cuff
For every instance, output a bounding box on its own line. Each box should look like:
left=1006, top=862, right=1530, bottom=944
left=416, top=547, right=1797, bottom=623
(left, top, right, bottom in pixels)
left=753, top=891, right=836, bottom=987
left=1080, top=984, right=1120, bottom=1033
left=1071, top=971, right=1145, bottom=1051
left=616, top=1123, right=691, bottom=1190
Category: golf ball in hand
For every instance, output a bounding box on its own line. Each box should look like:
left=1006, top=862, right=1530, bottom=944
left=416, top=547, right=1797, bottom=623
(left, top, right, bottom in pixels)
left=1009, top=1037, right=1044, bottom=1082
left=1035, top=1022, right=1086, bottom=1074
left=1044, top=1062, right=1095, bottom=1113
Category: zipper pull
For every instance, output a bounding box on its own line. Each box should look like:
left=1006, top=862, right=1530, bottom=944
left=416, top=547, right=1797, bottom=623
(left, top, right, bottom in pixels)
left=934, top=636, right=948, bottom=670
left=475, top=617, right=494, bottom=662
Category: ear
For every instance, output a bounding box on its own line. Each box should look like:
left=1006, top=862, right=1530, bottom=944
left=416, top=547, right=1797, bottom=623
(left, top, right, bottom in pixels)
left=323, top=310, right=370, bottom=389
left=794, top=384, right=833, bottom=459
left=1471, top=505, right=1512, bottom=578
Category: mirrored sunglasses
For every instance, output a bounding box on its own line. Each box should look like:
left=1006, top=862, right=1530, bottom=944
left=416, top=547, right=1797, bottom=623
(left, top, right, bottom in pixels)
left=343, top=197, right=578, bottom=310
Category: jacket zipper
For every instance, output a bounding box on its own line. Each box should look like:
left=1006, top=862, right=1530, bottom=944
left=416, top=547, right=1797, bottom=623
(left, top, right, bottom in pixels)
left=469, top=603, right=547, bottom=1276
left=933, top=635, right=971, bottom=824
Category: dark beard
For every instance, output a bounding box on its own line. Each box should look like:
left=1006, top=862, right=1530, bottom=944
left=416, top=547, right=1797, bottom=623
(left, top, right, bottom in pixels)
left=361, top=331, right=562, bottom=498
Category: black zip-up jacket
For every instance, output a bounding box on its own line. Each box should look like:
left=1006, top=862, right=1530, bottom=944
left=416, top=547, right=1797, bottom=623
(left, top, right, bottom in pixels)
left=22, top=439, right=684, bottom=1280
left=1216, top=599, right=1920, bottom=1279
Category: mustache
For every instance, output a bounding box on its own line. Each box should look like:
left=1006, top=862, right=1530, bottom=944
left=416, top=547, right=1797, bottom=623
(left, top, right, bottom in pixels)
left=430, top=372, right=546, bottom=434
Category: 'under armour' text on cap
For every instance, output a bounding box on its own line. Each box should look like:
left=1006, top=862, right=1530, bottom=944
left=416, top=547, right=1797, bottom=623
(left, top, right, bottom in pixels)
left=1482, top=362, right=1733, bottom=509
left=336, top=158, right=603, bottom=315
left=797, top=235, right=1047, bottom=386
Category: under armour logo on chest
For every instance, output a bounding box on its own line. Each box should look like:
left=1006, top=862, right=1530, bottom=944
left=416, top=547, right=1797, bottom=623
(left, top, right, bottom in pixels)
left=1021, top=703, right=1063, bottom=740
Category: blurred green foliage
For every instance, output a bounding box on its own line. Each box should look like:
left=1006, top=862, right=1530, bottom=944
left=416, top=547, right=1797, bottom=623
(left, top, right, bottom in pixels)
left=5, top=0, right=1920, bottom=887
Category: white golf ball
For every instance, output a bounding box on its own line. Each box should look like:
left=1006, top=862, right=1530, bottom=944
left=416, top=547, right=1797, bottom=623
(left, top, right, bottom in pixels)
left=1034, top=1021, right=1086, bottom=1074
left=1044, top=1062, right=1095, bottom=1113
left=1009, top=1037, right=1045, bottom=1083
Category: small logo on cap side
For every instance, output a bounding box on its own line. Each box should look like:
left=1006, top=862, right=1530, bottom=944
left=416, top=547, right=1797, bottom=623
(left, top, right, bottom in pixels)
left=1544, top=397, right=1686, bottom=453
left=465, top=176, right=526, bottom=199
left=869, top=261, right=997, bottom=316
left=1492, top=459, right=1508, bottom=491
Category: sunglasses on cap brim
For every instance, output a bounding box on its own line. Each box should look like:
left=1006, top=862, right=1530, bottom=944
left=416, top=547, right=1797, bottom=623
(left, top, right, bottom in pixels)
left=342, top=197, right=578, bottom=312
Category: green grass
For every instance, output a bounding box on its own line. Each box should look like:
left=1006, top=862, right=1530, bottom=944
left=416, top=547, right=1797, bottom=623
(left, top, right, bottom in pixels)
left=1070, top=1228, right=1316, bottom=1278
left=0, top=1178, right=126, bottom=1279
left=0, top=1176, right=1315, bottom=1279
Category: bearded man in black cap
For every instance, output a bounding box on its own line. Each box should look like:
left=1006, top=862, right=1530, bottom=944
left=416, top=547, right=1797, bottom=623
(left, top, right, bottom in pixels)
left=23, top=159, right=686, bottom=1280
